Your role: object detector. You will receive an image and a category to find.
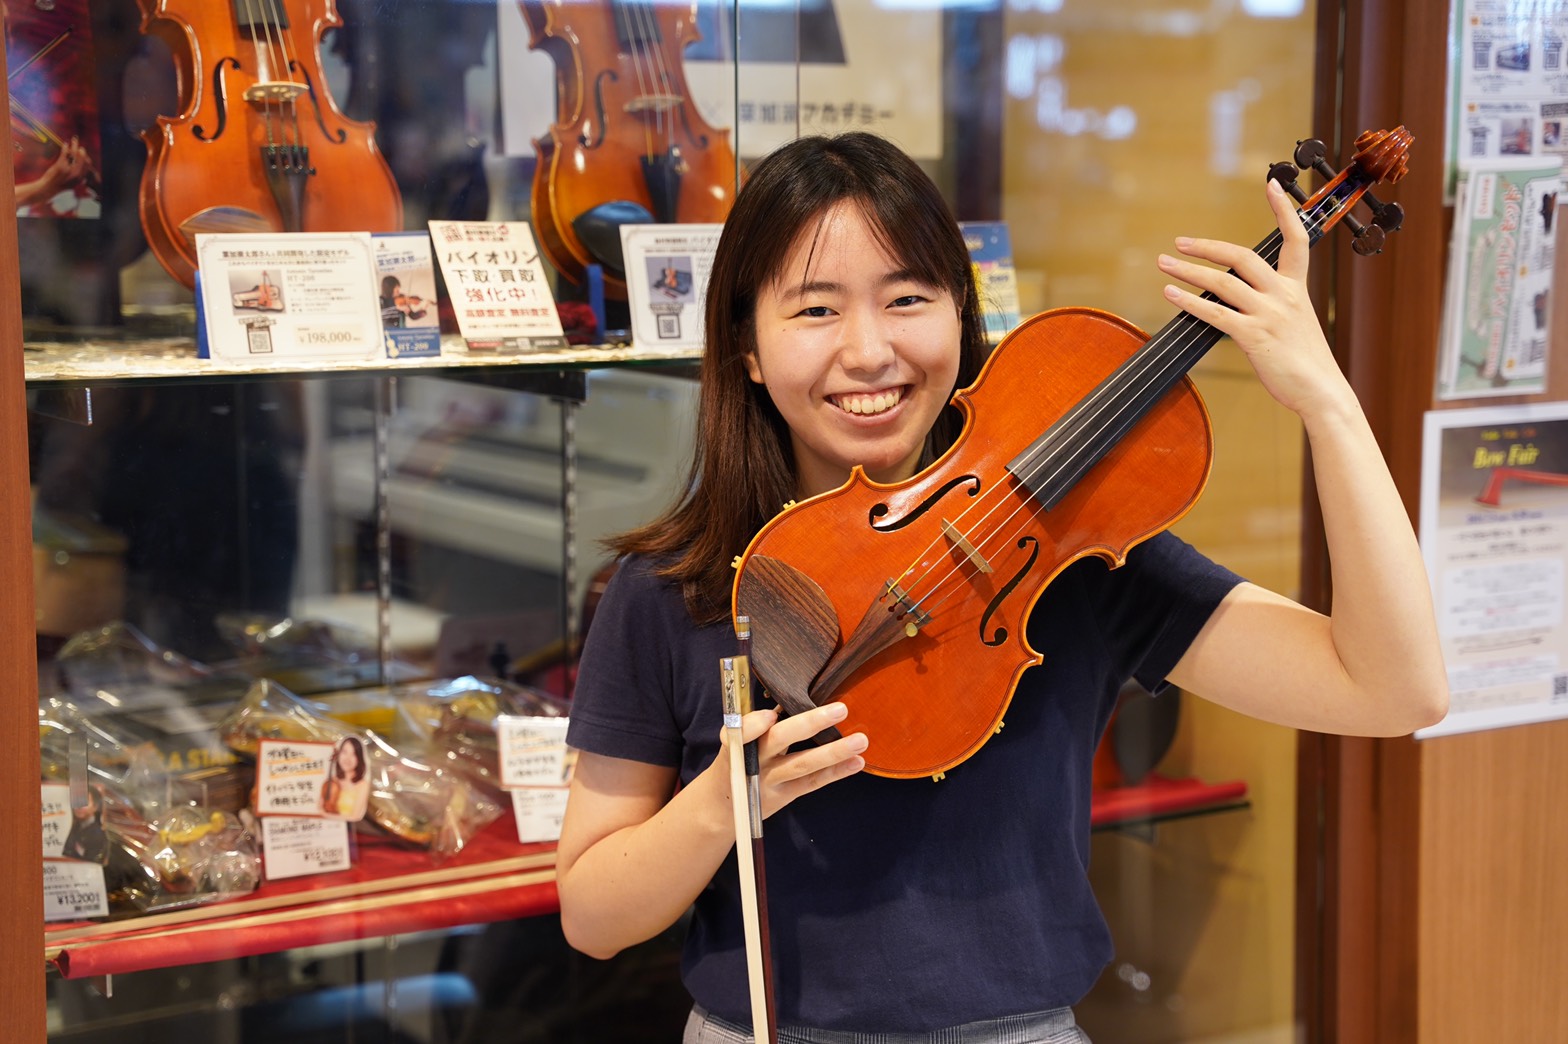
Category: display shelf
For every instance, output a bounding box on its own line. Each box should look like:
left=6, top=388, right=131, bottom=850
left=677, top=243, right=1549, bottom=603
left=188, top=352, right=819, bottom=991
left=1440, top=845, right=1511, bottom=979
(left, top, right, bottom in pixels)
left=22, top=337, right=703, bottom=387
left=44, top=818, right=558, bottom=980
left=1089, top=774, right=1249, bottom=831
left=43, top=775, right=1247, bottom=980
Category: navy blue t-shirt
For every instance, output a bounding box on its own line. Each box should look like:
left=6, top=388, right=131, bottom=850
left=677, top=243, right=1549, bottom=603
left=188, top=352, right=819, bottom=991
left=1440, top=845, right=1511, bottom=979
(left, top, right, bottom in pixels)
left=566, top=532, right=1242, bottom=1033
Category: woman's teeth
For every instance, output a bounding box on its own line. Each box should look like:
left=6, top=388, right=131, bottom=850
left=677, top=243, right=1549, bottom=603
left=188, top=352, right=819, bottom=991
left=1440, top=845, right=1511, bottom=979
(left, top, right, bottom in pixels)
left=835, top=391, right=900, bottom=415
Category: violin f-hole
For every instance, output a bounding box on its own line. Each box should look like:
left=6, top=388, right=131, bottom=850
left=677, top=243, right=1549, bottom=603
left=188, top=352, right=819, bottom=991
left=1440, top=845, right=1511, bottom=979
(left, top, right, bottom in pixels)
left=979, top=536, right=1039, bottom=648
left=193, top=57, right=242, bottom=142
left=869, top=475, right=982, bottom=532
left=295, top=64, right=347, bottom=144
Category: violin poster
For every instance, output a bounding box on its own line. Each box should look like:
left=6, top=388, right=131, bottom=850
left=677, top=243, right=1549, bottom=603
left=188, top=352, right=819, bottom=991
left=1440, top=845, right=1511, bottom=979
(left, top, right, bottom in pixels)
left=373, top=232, right=441, bottom=360
left=1418, top=402, right=1568, bottom=738
left=4, top=0, right=102, bottom=218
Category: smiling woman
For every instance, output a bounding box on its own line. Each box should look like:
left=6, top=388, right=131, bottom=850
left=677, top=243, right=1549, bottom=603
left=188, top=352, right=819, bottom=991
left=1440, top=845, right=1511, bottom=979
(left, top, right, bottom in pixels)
left=553, top=130, right=1444, bottom=1041
left=741, top=201, right=962, bottom=497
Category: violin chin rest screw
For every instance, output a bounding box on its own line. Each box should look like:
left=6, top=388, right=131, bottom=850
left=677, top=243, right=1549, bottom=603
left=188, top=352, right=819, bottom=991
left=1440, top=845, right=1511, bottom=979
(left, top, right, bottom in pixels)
left=731, top=556, right=742, bottom=569
left=931, top=771, right=946, bottom=783
left=995, top=721, right=1005, bottom=734
left=783, top=500, right=797, bottom=510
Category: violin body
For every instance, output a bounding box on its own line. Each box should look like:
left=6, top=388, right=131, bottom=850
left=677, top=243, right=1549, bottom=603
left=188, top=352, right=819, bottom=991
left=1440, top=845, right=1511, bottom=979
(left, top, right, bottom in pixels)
left=136, top=0, right=403, bottom=288
left=520, top=0, right=739, bottom=296
left=733, top=127, right=1414, bottom=781
left=735, top=309, right=1211, bottom=780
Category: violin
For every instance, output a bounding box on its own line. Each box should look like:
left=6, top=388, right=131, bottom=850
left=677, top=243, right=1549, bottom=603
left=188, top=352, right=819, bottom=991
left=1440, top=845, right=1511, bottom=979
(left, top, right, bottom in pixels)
left=732, top=129, right=1413, bottom=781
left=519, top=0, right=740, bottom=297
left=136, top=0, right=403, bottom=288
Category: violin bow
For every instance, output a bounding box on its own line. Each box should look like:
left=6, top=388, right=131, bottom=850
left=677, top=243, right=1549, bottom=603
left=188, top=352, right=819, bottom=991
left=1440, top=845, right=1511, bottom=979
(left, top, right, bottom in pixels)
left=721, top=616, right=778, bottom=1043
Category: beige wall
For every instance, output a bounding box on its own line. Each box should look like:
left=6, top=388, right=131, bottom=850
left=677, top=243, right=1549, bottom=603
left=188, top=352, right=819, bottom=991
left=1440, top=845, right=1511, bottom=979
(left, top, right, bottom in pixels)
left=1000, top=3, right=1317, bottom=1039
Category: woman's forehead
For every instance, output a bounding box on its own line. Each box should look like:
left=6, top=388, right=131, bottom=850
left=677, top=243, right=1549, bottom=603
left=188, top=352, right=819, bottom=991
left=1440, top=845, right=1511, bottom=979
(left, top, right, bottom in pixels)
left=768, top=200, right=903, bottom=286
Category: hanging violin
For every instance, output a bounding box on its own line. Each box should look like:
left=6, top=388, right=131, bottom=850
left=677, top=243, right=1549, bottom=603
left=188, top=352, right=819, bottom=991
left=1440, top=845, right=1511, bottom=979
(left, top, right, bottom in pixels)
left=136, top=0, right=403, bottom=288
left=519, top=0, right=740, bottom=297
left=732, top=128, right=1413, bottom=781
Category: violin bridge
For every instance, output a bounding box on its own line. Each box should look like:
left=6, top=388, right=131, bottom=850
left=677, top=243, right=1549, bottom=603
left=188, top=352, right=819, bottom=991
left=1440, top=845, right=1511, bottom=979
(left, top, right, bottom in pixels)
left=940, top=518, right=993, bottom=573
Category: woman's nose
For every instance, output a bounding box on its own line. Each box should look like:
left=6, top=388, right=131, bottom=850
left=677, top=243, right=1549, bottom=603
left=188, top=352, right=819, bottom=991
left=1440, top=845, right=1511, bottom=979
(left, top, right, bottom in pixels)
left=837, top=311, right=895, bottom=372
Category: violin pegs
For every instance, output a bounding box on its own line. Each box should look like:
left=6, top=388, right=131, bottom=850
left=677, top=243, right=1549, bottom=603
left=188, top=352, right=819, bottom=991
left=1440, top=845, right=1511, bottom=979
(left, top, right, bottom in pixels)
left=1351, top=224, right=1387, bottom=256
left=1369, top=198, right=1405, bottom=234
left=1267, top=161, right=1304, bottom=199
left=1293, top=137, right=1329, bottom=172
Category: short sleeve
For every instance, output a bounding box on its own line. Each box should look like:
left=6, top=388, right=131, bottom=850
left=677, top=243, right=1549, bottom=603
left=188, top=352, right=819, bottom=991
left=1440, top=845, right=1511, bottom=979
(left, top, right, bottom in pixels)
left=1079, top=532, right=1244, bottom=694
left=566, top=557, right=687, bottom=766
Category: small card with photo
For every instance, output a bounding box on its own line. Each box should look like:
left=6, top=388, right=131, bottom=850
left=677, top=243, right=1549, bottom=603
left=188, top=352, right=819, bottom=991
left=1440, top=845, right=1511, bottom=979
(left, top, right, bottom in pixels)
left=620, top=224, right=722, bottom=351
left=428, top=220, right=567, bottom=351
left=497, top=716, right=573, bottom=788
left=195, top=232, right=382, bottom=363
left=255, top=737, right=371, bottom=821
left=254, top=738, right=334, bottom=817
left=374, top=232, right=441, bottom=359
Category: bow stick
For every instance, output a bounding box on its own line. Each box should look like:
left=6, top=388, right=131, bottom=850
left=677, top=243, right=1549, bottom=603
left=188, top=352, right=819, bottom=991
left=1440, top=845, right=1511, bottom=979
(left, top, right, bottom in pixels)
left=721, top=615, right=777, bottom=1042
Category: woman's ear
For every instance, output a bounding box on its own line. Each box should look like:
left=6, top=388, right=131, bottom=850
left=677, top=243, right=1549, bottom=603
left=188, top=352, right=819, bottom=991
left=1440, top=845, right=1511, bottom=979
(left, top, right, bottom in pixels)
left=742, top=352, right=764, bottom=384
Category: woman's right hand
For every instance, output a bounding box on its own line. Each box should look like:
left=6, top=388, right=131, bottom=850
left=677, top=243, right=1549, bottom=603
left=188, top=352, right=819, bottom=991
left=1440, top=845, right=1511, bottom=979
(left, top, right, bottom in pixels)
left=716, top=701, right=867, bottom=819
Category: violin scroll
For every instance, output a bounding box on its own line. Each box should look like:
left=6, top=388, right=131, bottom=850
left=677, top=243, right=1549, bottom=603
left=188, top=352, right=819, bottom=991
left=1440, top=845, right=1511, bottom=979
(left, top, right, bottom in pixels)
left=1267, top=126, right=1411, bottom=256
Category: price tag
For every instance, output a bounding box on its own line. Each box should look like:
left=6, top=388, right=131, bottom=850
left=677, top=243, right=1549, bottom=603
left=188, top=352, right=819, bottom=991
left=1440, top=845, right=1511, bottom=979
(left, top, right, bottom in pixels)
left=255, top=738, right=334, bottom=816
left=41, top=783, right=70, bottom=858
left=619, top=223, right=721, bottom=351
left=195, top=231, right=382, bottom=363
left=512, top=787, right=570, bottom=844
left=43, top=859, right=108, bottom=922
left=497, top=716, right=571, bottom=787
left=261, top=816, right=353, bottom=880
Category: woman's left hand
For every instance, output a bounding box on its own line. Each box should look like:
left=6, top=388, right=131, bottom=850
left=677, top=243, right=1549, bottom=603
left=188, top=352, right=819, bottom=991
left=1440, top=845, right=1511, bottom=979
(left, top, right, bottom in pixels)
left=1156, top=178, right=1351, bottom=421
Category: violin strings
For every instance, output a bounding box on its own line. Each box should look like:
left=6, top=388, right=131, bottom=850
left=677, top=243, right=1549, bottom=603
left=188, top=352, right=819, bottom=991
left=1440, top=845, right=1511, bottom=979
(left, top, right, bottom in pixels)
left=273, top=0, right=303, bottom=154
left=889, top=193, right=1340, bottom=626
left=246, top=0, right=292, bottom=150
left=888, top=226, right=1291, bottom=617
left=625, top=0, right=661, bottom=161
left=910, top=199, right=1337, bottom=618
left=639, top=0, right=674, bottom=150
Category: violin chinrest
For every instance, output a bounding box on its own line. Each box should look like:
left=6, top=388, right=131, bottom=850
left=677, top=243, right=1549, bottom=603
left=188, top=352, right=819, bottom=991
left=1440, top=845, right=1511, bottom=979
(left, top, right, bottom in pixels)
left=177, top=205, right=275, bottom=250
left=735, top=554, right=842, bottom=740
left=572, top=200, right=654, bottom=276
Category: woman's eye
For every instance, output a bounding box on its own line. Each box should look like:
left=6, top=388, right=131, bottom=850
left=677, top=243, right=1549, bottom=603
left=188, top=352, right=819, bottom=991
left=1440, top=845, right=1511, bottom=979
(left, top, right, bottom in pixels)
left=798, top=305, right=834, bottom=318
left=890, top=294, right=928, bottom=308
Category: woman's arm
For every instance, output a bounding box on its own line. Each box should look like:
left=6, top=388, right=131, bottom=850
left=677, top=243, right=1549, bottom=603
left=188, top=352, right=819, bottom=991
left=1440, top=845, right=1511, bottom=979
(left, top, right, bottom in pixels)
left=1158, top=179, right=1448, bottom=736
left=556, top=701, right=866, bottom=959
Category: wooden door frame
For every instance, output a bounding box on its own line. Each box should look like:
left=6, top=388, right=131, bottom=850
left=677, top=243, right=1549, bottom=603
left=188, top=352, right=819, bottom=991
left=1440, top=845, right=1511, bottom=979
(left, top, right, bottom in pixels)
left=1298, top=1, right=1447, bottom=1040
left=1, top=39, right=48, bottom=1044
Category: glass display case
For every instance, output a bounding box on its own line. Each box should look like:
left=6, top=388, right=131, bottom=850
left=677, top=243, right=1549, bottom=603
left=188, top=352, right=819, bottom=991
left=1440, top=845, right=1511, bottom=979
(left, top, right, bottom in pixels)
left=5, top=0, right=1325, bottom=1040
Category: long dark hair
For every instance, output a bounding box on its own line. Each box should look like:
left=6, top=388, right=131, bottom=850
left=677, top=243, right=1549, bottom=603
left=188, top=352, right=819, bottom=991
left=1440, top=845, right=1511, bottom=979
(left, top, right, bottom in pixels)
left=333, top=736, right=366, bottom=783
left=610, top=132, right=990, bottom=624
